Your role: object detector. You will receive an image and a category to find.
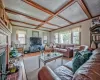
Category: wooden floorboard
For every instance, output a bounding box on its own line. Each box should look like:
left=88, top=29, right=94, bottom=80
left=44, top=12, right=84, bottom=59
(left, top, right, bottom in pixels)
left=24, top=51, right=51, bottom=58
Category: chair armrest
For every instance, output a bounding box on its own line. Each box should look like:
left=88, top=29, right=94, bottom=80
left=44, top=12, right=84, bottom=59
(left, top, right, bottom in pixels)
left=38, top=66, right=61, bottom=80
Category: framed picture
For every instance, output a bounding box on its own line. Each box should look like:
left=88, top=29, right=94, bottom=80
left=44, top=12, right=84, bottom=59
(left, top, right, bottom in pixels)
left=32, top=31, right=39, bottom=37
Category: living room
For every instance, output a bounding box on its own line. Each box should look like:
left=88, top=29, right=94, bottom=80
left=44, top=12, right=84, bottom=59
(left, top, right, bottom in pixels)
left=0, top=0, right=100, bottom=80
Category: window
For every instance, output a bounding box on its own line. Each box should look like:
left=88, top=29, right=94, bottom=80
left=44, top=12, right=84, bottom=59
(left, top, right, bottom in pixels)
left=43, top=32, right=48, bottom=44
left=59, top=31, right=71, bottom=44
left=54, top=33, right=59, bottom=43
left=16, top=30, right=26, bottom=44
left=72, top=27, right=80, bottom=44
left=54, top=27, right=81, bottom=44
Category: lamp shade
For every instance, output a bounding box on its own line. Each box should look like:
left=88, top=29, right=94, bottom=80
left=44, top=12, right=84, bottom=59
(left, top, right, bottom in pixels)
left=91, top=41, right=96, bottom=49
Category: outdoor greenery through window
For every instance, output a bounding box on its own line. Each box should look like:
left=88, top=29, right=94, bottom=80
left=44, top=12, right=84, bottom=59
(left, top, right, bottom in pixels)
left=59, top=31, right=71, bottom=44
left=43, top=32, right=48, bottom=44
left=17, top=30, right=26, bottom=44
left=54, top=27, right=81, bottom=44
left=72, top=28, right=80, bottom=44
left=54, top=33, right=59, bottom=43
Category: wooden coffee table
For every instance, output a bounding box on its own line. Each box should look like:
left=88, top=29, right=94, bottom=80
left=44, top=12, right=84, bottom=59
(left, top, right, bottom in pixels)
left=39, top=52, right=63, bottom=68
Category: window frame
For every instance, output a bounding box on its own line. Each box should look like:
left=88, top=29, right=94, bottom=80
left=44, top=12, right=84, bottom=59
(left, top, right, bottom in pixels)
left=43, top=32, right=48, bottom=44
left=54, top=27, right=81, bottom=45
left=16, top=30, right=26, bottom=45
left=54, top=33, right=59, bottom=43
left=72, top=31, right=81, bottom=45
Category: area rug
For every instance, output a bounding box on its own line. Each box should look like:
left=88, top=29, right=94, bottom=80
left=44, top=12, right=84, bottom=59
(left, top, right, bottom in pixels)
left=23, top=55, right=69, bottom=80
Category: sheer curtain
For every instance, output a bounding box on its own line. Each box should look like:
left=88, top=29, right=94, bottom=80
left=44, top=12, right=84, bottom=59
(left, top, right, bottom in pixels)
left=59, top=30, right=71, bottom=44
left=72, top=27, right=81, bottom=44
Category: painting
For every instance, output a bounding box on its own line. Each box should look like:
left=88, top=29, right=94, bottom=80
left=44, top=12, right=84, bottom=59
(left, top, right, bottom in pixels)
left=32, top=31, right=39, bottom=37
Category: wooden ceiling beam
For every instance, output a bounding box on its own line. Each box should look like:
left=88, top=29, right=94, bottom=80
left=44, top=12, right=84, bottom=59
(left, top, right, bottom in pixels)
left=22, top=0, right=54, bottom=15
left=54, top=0, right=75, bottom=16
left=46, top=22, right=61, bottom=27
left=51, top=15, right=100, bottom=31
left=12, top=24, right=36, bottom=29
left=12, top=24, right=50, bottom=31
left=22, top=0, right=73, bottom=29
left=78, top=0, right=92, bottom=18
left=5, top=8, right=64, bottom=28
left=41, top=27, right=53, bottom=30
left=5, top=8, right=44, bottom=23
left=9, top=19, right=38, bottom=26
left=36, top=0, right=74, bottom=29
left=58, top=15, right=73, bottom=24
left=43, top=27, right=55, bottom=30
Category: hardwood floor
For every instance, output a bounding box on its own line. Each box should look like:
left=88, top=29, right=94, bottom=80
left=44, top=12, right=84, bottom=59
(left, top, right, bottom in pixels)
left=24, top=51, right=51, bottom=57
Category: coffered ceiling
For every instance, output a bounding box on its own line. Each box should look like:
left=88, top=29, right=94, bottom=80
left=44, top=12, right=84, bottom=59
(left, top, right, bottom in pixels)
left=3, top=0, right=100, bottom=31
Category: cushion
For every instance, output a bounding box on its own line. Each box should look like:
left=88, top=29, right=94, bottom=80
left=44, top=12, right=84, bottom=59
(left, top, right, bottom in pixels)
left=72, top=52, right=85, bottom=73
left=81, top=51, right=92, bottom=62
left=92, top=48, right=100, bottom=54
left=73, top=52, right=100, bottom=80
left=59, top=49, right=67, bottom=52
left=72, top=50, right=92, bottom=73
left=56, top=44, right=61, bottom=48
left=66, top=45, right=74, bottom=47
left=64, top=61, right=73, bottom=70
left=74, top=51, right=80, bottom=57
left=54, top=66, right=73, bottom=80
left=61, top=44, right=65, bottom=49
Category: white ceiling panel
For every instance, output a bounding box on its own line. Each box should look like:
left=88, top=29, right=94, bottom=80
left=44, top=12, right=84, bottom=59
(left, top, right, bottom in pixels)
left=84, top=0, right=100, bottom=16
left=43, top=24, right=58, bottom=29
left=32, top=0, right=70, bottom=12
left=59, top=2, right=88, bottom=22
left=7, top=12, right=41, bottom=25
left=11, top=21, right=36, bottom=28
left=48, top=16, right=70, bottom=26
left=3, top=0, right=50, bottom=20
left=39, top=28, right=51, bottom=31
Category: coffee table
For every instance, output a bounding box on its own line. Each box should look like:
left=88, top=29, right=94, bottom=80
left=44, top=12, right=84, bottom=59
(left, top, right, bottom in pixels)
left=39, top=52, right=63, bottom=68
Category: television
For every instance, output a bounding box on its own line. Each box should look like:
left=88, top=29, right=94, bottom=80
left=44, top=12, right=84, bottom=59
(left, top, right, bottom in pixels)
left=30, top=37, right=42, bottom=45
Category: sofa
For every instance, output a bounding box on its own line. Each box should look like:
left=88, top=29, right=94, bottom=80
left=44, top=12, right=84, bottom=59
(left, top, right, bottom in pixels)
left=53, top=44, right=74, bottom=58
left=38, top=48, right=100, bottom=80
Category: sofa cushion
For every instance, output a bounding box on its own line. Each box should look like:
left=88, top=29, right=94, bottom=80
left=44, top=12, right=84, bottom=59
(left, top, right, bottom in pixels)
left=73, top=52, right=100, bottom=80
left=61, top=44, right=65, bottom=49
left=54, top=66, right=73, bottom=80
left=65, top=44, right=74, bottom=48
left=59, top=49, right=67, bottom=53
left=56, top=44, right=61, bottom=48
left=64, top=61, right=73, bottom=71
left=54, top=48, right=60, bottom=51
left=81, top=51, right=92, bottom=62
left=73, top=52, right=85, bottom=73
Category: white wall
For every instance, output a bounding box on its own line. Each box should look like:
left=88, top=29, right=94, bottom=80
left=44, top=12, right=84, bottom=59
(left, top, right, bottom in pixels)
left=11, top=26, right=50, bottom=49
left=50, top=19, right=92, bottom=46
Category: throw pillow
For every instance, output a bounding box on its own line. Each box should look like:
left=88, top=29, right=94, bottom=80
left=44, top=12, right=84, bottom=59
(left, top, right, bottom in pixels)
left=81, top=50, right=92, bottom=62
left=72, top=51, right=85, bottom=73
left=74, top=51, right=80, bottom=57
left=73, top=50, right=92, bottom=73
